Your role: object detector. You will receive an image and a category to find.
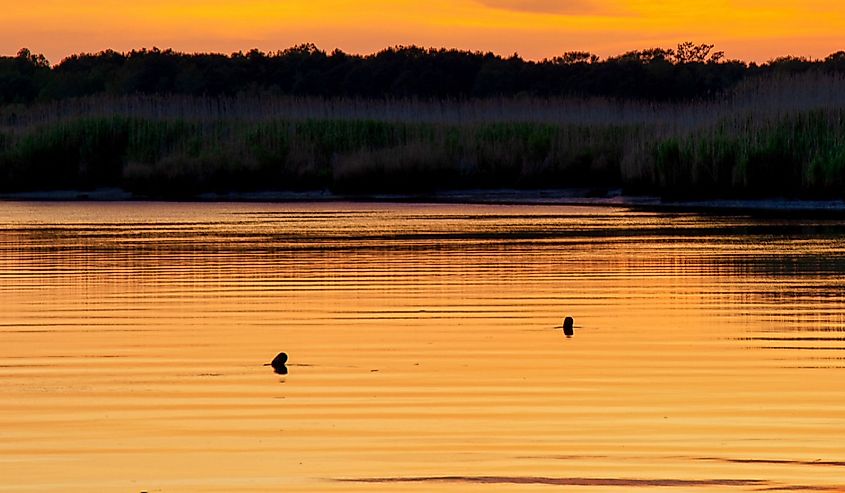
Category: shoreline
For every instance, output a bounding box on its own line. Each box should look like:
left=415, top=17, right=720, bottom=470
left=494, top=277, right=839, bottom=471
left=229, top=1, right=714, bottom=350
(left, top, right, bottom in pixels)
left=2, top=188, right=845, bottom=216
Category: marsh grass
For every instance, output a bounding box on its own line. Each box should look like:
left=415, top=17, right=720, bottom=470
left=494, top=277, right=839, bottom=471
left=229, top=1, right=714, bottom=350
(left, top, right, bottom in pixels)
left=623, top=109, right=845, bottom=198
left=1, top=72, right=843, bottom=198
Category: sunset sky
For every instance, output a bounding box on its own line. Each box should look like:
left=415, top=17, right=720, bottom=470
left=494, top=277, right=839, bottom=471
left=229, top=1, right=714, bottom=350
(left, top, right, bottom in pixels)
left=1, top=0, right=843, bottom=64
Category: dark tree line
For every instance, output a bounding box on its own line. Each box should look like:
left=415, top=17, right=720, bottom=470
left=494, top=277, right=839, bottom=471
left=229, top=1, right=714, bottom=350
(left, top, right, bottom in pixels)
left=2, top=44, right=845, bottom=104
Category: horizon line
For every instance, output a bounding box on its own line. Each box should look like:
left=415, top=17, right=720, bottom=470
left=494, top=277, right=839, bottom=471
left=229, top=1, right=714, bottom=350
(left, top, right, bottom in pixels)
left=6, top=42, right=845, bottom=67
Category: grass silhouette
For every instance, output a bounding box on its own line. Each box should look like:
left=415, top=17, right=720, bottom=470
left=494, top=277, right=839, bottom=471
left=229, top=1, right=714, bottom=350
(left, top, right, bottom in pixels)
left=1, top=72, right=843, bottom=198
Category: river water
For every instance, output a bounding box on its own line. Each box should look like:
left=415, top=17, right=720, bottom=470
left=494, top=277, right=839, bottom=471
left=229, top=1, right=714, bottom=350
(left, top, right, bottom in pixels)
left=1, top=202, right=844, bottom=492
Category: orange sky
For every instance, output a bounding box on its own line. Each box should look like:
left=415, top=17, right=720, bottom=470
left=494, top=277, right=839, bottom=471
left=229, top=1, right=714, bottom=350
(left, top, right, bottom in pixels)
left=1, top=0, right=843, bottom=64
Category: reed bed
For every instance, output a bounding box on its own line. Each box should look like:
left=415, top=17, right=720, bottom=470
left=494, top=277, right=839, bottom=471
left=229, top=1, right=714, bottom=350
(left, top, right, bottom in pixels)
left=1, top=72, right=843, bottom=198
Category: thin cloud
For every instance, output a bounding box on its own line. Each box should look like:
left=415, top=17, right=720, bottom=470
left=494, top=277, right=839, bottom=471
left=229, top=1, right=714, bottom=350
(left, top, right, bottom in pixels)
left=697, top=457, right=845, bottom=467
left=476, top=0, right=622, bottom=15
left=337, top=475, right=769, bottom=488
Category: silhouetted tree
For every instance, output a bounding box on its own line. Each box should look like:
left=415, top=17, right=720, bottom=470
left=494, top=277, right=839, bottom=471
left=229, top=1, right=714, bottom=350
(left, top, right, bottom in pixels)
left=552, top=51, right=600, bottom=64
left=4, top=42, right=844, bottom=103
left=0, top=48, right=51, bottom=103
left=823, top=51, right=845, bottom=72
left=766, top=56, right=813, bottom=75
left=674, top=42, right=724, bottom=64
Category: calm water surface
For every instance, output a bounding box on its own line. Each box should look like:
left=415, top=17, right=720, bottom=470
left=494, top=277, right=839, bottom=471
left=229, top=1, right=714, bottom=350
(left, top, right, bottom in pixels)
left=1, top=202, right=845, bottom=492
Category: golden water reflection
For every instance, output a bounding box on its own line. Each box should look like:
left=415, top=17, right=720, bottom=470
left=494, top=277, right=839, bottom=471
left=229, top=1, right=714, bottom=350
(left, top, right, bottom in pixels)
left=1, top=202, right=845, bottom=492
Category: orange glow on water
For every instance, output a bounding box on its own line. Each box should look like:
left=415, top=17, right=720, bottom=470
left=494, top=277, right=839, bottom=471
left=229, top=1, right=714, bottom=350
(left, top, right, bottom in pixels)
left=2, top=202, right=845, bottom=492
left=0, top=0, right=843, bottom=64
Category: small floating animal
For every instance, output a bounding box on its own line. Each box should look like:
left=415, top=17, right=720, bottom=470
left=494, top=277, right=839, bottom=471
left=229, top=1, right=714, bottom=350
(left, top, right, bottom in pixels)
left=563, top=317, right=574, bottom=337
left=266, top=352, right=289, bottom=375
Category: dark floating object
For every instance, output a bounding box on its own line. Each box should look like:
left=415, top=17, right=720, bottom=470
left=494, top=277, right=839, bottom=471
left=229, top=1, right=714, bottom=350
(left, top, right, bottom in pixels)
left=563, top=317, right=574, bottom=337
left=267, top=352, right=289, bottom=375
